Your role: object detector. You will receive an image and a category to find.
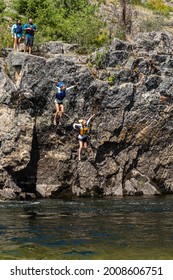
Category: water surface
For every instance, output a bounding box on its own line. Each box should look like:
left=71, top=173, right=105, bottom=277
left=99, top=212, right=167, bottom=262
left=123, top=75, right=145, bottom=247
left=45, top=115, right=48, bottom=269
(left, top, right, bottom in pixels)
left=0, top=196, right=173, bottom=259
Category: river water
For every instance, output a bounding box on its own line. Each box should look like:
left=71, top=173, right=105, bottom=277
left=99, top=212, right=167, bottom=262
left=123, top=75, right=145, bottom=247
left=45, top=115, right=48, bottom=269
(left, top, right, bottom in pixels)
left=0, top=196, right=173, bottom=260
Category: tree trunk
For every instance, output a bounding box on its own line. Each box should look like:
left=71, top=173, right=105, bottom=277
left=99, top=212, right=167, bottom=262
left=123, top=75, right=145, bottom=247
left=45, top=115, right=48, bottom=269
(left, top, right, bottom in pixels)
left=120, top=0, right=127, bottom=27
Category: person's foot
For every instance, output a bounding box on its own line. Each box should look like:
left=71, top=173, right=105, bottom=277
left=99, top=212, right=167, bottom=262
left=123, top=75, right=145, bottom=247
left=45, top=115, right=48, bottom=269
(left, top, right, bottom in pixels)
left=53, top=119, right=56, bottom=125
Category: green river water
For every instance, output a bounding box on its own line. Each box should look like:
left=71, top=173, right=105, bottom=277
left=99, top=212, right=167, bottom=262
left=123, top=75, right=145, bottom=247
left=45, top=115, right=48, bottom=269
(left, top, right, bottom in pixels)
left=0, top=196, right=173, bottom=260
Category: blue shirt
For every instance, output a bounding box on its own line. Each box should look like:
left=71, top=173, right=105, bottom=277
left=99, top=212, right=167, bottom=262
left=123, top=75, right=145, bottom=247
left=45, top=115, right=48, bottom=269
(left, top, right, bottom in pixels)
left=23, top=23, right=37, bottom=38
left=11, top=24, right=17, bottom=34
left=11, top=24, right=23, bottom=37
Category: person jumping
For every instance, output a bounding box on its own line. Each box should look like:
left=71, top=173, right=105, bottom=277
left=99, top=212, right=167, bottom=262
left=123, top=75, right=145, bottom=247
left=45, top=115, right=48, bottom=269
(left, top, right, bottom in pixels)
left=54, top=81, right=78, bottom=125
left=73, top=114, right=95, bottom=161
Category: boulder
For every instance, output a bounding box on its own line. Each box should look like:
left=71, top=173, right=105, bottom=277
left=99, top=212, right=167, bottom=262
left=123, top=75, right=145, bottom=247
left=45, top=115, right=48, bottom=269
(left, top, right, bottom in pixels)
left=124, top=169, right=160, bottom=196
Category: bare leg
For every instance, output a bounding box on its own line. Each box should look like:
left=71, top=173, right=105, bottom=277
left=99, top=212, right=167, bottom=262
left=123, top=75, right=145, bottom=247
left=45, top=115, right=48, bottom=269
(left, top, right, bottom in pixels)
left=17, top=38, right=21, bottom=52
left=24, top=44, right=27, bottom=53
left=78, top=141, right=83, bottom=161
left=59, top=104, right=64, bottom=124
left=84, top=142, right=87, bottom=149
left=13, top=38, right=17, bottom=51
left=54, top=103, right=60, bottom=125
left=83, top=142, right=88, bottom=159
left=28, top=46, right=32, bottom=54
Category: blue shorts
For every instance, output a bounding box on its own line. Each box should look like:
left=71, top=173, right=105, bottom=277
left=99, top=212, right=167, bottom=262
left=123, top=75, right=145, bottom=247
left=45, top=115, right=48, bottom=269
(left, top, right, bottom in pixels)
left=25, top=36, right=34, bottom=47
left=13, top=33, right=22, bottom=38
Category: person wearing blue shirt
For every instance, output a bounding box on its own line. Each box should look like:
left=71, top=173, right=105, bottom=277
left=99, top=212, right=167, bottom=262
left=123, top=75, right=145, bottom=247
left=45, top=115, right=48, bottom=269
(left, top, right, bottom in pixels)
left=11, top=19, right=23, bottom=52
left=53, top=82, right=78, bottom=125
left=23, top=18, right=37, bottom=54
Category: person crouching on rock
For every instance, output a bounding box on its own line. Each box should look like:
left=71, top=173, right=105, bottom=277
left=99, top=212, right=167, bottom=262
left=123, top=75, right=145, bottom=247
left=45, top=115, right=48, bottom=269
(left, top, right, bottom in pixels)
left=73, top=114, right=95, bottom=161
left=54, top=81, right=78, bottom=125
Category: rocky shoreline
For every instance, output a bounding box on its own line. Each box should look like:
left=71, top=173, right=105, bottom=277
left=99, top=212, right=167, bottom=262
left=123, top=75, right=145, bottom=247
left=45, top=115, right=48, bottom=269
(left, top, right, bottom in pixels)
left=1, top=31, right=173, bottom=199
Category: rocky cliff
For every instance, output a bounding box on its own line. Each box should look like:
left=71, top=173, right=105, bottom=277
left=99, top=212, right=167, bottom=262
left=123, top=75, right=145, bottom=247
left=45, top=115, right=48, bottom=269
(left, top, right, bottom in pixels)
left=1, top=31, right=173, bottom=199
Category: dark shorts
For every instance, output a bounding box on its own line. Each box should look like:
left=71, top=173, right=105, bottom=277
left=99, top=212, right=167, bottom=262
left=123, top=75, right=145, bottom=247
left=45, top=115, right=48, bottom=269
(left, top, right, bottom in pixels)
left=25, top=36, right=34, bottom=47
left=79, top=137, right=88, bottom=143
left=55, top=98, right=63, bottom=105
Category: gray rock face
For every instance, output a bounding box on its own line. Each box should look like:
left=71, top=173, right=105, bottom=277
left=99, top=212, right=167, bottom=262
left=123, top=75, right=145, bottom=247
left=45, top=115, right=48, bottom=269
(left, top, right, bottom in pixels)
left=1, top=31, right=173, bottom=199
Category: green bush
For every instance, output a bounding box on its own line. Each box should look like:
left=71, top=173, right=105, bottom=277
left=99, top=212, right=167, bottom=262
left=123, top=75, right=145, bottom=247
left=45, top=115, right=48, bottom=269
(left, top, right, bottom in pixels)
left=62, top=8, right=107, bottom=49
left=90, top=50, right=107, bottom=68
left=108, top=75, right=115, bottom=85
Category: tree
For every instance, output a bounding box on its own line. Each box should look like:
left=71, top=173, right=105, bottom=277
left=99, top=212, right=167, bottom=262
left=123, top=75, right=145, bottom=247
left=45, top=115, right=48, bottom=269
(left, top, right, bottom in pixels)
left=0, top=0, right=6, bottom=13
left=120, top=0, right=127, bottom=27
left=62, top=6, right=106, bottom=49
left=119, top=0, right=133, bottom=35
left=12, top=0, right=49, bottom=18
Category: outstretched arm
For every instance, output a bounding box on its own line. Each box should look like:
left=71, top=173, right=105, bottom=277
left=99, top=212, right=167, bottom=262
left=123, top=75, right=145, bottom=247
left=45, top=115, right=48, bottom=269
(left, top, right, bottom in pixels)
left=55, top=86, right=61, bottom=93
left=66, top=82, right=78, bottom=91
left=73, top=123, right=82, bottom=129
left=86, top=114, right=95, bottom=126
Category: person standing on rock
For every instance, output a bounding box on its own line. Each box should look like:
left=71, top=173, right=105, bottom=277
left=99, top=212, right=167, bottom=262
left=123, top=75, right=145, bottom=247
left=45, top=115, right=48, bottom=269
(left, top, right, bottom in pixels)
left=11, top=19, right=23, bottom=52
left=23, top=18, right=37, bottom=54
left=73, top=114, right=95, bottom=161
left=54, top=81, right=78, bottom=126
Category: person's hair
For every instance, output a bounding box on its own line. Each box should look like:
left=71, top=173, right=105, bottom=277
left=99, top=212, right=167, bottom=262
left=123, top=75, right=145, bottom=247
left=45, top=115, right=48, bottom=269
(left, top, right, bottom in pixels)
left=16, top=19, right=21, bottom=25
